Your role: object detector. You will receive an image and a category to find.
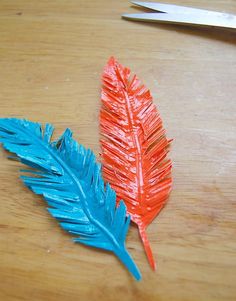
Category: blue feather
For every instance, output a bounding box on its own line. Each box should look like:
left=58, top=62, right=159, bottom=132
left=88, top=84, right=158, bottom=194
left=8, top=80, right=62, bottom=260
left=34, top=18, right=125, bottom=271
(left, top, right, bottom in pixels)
left=0, top=118, right=141, bottom=280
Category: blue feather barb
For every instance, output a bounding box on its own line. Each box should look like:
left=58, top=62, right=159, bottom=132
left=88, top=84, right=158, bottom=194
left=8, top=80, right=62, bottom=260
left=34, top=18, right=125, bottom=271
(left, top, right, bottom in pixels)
left=0, top=118, right=141, bottom=280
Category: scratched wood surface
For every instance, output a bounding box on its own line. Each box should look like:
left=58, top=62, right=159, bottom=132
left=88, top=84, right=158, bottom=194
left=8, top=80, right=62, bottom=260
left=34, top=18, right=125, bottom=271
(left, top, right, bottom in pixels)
left=0, top=1, right=236, bottom=300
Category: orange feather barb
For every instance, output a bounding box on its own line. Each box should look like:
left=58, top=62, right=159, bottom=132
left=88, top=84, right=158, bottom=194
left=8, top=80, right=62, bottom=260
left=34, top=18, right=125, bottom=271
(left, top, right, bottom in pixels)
left=100, top=57, right=172, bottom=270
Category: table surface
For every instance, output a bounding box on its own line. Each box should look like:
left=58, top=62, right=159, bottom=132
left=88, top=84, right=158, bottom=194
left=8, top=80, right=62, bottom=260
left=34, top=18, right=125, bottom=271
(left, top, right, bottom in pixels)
left=0, top=1, right=236, bottom=300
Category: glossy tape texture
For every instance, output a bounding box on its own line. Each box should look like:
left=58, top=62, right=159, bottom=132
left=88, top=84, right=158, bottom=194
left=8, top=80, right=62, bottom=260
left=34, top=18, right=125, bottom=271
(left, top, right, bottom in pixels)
left=100, top=57, right=172, bottom=270
left=0, top=118, right=141, bottom=281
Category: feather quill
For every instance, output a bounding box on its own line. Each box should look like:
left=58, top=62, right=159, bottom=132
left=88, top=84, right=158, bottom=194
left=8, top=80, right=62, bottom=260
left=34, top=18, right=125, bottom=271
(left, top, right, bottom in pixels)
left=100, top=57, right=172, bottom=270
left=0, top=118, right=141, bottom=280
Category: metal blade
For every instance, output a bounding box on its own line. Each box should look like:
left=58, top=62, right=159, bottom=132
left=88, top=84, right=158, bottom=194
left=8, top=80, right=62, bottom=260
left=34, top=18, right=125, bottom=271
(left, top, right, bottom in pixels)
left=131, top=1, right=232, bottom=17
left=122, top=12, right=236, bottom=29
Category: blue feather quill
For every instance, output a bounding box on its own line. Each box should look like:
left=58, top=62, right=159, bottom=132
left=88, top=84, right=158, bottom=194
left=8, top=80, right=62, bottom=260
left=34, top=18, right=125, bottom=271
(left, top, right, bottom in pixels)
left=0, top=118, right=141, bottom=280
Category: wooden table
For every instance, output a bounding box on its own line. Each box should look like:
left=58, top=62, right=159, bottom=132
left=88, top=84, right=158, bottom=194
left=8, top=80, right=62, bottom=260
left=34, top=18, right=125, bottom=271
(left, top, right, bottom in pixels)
left=0, top=1, right=236, bottom=300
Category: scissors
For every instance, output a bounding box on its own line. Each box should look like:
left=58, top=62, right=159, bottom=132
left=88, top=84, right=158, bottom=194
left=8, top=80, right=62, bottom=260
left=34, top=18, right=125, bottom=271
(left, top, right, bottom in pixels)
left=122, top=1, right=236, bottom=29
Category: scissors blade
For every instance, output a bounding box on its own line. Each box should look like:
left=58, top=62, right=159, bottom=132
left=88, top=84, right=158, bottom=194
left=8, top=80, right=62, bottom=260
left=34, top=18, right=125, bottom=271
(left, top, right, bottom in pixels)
left=131, top=1, right=225, bottom=16
left=122, top=12, right=236, bottom=29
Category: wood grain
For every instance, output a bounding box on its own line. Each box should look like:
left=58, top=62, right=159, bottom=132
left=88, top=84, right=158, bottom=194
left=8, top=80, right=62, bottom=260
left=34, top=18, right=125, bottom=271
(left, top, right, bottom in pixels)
left=0, top=1, right=236, bottom=300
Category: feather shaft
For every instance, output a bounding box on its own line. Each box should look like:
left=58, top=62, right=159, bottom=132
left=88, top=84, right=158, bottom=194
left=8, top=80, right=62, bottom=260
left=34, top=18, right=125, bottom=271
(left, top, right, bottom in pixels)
left=138, top=223, right=156, bottom=270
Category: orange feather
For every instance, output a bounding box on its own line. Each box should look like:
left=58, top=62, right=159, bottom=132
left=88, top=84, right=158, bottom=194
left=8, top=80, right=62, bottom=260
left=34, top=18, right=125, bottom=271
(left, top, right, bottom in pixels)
left=100, top=57, right=172, bottom=269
